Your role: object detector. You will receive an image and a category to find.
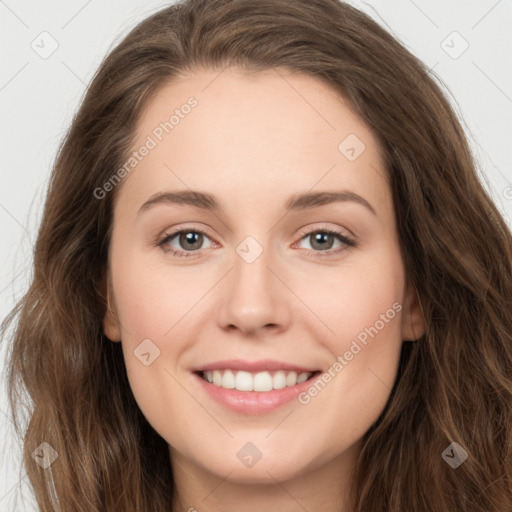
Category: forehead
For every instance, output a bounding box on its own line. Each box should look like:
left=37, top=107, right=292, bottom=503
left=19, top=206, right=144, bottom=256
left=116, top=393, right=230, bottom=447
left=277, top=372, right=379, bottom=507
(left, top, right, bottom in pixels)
left=120, top=67, right=389, bottom=217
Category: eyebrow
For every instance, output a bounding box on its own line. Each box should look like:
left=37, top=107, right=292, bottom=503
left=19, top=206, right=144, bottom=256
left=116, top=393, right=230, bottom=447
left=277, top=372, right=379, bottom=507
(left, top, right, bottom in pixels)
left=137, top=189, right=377, bottom=216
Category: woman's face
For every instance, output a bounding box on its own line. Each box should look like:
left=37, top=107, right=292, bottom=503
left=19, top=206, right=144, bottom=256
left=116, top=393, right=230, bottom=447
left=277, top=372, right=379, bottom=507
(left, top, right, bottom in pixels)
left=104, top=67, right=424, bottom=485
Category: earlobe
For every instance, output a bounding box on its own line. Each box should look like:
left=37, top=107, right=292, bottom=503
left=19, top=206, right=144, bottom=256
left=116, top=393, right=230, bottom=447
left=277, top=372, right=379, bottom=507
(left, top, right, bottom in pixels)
left=401, top=285, right=426, bottom=341
left=103, top=284, right=122, bottom=342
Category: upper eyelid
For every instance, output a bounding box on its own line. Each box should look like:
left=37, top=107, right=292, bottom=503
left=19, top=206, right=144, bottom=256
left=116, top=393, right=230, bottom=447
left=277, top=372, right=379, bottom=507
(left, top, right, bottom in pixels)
left=160, top=223, right=354, bottom=240
left=296, top=223, right=355, bottom=240
left=159, top=224, right=216, bottom=242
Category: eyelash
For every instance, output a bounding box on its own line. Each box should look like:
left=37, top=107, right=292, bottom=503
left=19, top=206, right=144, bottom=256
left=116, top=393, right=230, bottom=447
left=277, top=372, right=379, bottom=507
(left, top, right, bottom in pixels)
left=156, top=226, right=357, bottom=259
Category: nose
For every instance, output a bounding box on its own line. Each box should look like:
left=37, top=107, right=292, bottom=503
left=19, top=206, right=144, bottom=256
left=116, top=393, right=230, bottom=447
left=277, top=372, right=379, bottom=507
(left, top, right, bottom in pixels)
left=216, top=243, right=292, bottom=338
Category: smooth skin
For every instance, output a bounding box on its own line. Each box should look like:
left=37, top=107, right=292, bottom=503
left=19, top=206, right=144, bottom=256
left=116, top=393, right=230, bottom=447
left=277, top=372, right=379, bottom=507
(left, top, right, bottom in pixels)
left=103, top=67, right=425, bottom=512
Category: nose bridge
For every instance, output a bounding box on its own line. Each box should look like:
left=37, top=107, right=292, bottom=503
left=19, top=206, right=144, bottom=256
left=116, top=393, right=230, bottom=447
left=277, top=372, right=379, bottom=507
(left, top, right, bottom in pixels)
left=216, top=233, right=290, bottom=334
left=235, top=236, right=272, bottom=293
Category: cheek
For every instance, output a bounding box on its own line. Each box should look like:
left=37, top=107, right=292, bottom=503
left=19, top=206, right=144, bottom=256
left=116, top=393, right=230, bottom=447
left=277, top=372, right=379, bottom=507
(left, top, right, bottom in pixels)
left=110, top=257, right=195, bottom=435
left=108, top=253, right=189, bottom=401
left=111, top=251, right=194, bottom=340
left=293, top=250, right=405, bottom=414
left=297, top=250, right=404, bottom=348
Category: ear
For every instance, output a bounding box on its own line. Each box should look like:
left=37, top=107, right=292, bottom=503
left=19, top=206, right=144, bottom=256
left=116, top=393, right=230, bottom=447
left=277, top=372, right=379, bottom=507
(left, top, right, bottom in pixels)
left=103, top=278, right=122, bottom=342
left=401, top=283, right=425, bottom=341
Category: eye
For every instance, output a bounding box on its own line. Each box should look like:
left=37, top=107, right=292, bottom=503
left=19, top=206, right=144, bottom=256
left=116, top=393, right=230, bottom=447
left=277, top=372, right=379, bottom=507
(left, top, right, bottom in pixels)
left=156, top=227, right=216, bottom=258
left=156, top=225, right=357, bottom=259
left=294, top=227, right=357, bottom=257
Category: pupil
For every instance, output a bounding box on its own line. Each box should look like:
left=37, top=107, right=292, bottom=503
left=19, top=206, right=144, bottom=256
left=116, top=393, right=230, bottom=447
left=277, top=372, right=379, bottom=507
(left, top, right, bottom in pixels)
left=181, top=232, right=202, bottom=250
left=312, top=232, right=333, bottom=250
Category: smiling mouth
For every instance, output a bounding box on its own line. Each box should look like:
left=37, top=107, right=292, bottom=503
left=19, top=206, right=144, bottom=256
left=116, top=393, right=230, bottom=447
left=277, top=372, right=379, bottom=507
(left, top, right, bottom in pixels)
left=196, top=369, right=321, bottom=392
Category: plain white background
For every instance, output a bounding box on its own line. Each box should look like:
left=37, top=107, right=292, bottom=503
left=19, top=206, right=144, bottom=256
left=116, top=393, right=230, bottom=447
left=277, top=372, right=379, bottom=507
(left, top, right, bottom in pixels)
left=0, top=0, right=511, bottom=509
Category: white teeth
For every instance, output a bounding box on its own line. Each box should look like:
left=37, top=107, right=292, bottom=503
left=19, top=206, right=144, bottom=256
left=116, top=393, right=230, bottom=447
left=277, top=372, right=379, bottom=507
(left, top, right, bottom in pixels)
left=253, top=371, right=273, bottom=391
left=201, top=369, right=314, bottom=391
left=221, top=370, right=235, bottom=389
left=297, top=372, right=309, bottom=384
left=273, top=370, right=287, bottom=389
left=236, top=371, right=253, bottom=391
left=286, top=372, right=297, bottom=387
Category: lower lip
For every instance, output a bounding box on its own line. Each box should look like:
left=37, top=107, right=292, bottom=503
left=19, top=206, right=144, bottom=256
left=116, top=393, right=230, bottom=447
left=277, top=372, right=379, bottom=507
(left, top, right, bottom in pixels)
left=192, top=372, right=321, bottom=415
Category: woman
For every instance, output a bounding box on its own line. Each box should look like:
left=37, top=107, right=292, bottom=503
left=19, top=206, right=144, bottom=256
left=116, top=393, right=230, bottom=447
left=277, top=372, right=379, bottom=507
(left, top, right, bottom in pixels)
left=2, top=0, right=511, bottom=510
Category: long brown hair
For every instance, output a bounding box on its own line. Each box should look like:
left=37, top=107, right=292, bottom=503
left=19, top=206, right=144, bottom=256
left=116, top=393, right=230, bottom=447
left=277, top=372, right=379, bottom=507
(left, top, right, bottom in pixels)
left=2, top=0, right=511, bottom=510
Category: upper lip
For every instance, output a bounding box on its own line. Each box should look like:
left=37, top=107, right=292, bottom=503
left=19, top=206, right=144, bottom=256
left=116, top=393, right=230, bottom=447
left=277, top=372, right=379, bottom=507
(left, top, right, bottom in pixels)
left=191, top=359, right=319, bottom=373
